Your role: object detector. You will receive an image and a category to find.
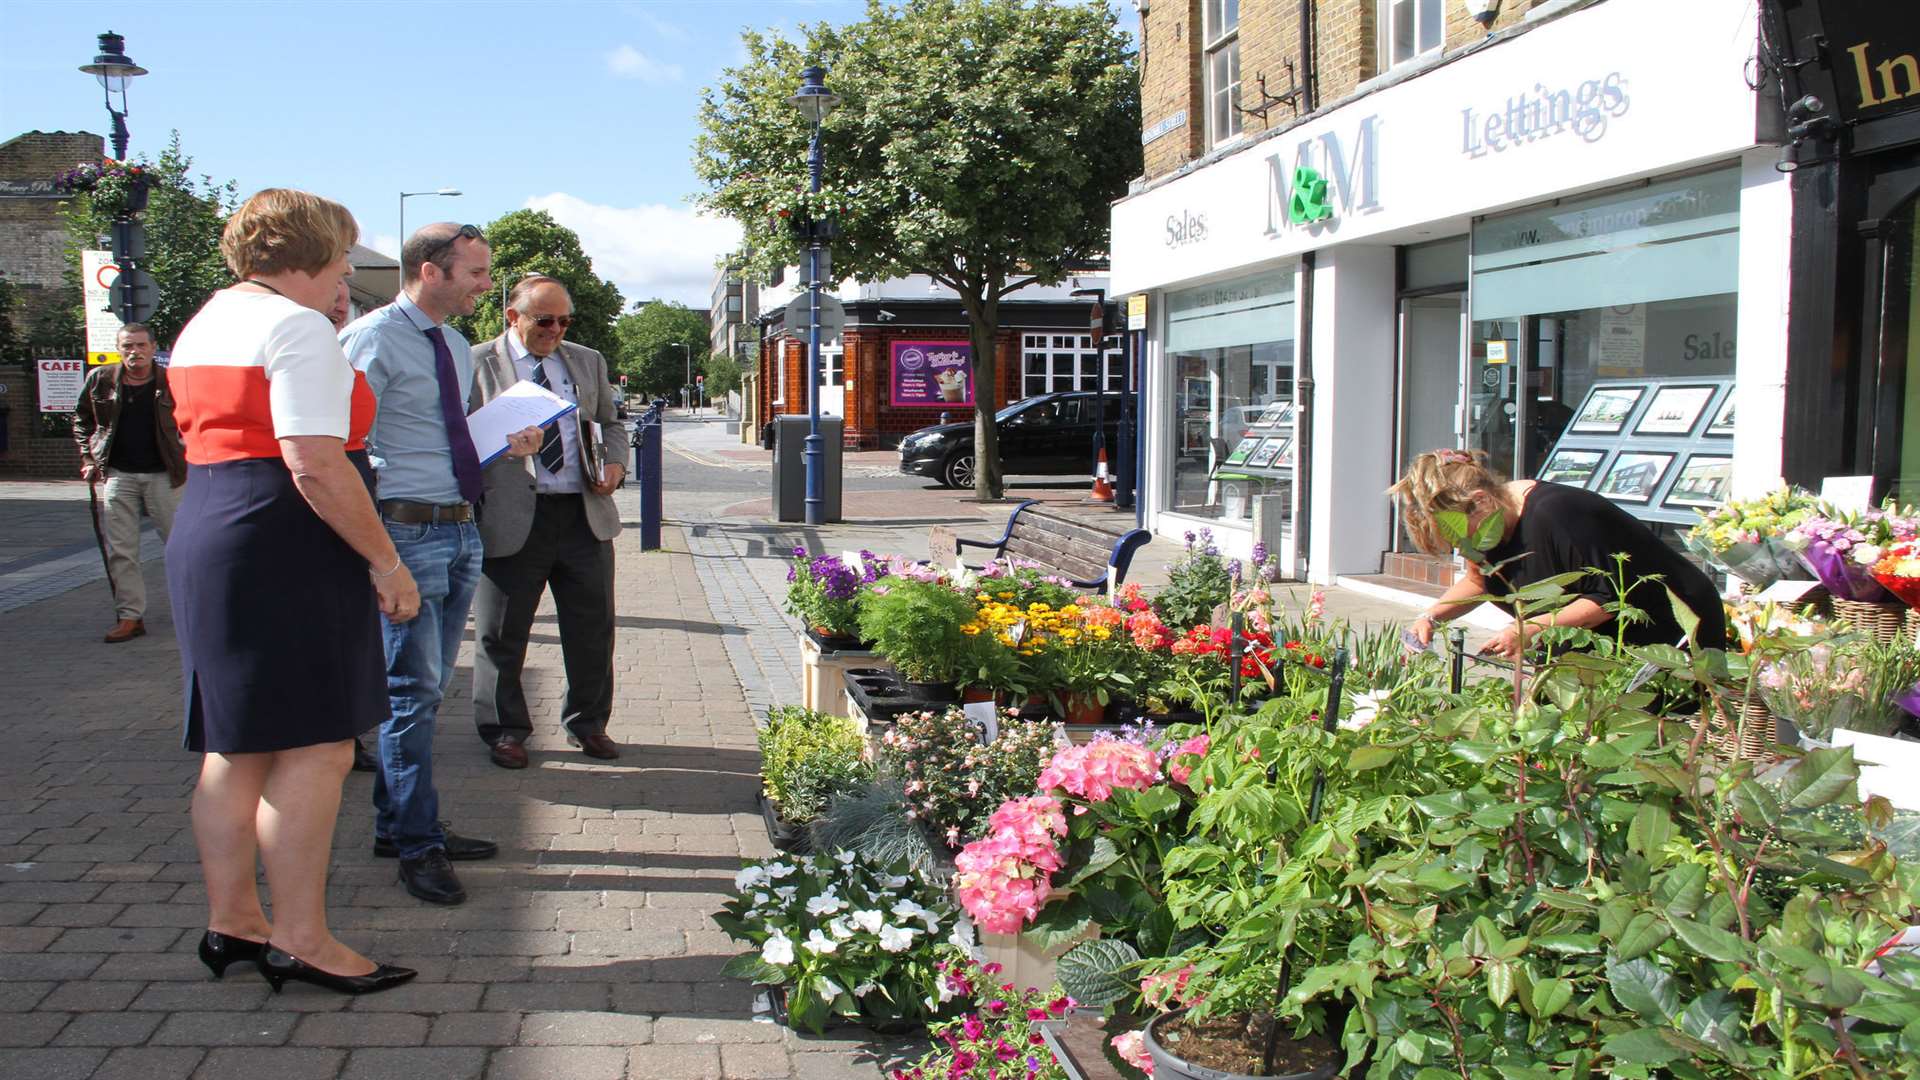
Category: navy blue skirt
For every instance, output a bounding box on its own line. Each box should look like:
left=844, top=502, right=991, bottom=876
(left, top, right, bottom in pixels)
left=167, top=451, right=386, bottom=754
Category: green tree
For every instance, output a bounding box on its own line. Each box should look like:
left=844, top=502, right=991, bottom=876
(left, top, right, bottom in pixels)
left=694, top=0, right=1139, bottom=498
left=454, top=209, right=623, bottom=358
left=0, top=275, right=27, bottom=363
left=60, top=131, right=238, bottom=347
left=614, top=300, right=711, bottom=400
left=701, top=351, right=742, bottom=400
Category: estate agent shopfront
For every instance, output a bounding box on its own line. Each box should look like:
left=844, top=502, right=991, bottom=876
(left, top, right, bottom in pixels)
left=1110, top=0, right=1787, bottom=586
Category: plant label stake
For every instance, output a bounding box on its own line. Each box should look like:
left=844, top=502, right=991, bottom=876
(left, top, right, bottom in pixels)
left=1228, top=610, right=1245, bottom=705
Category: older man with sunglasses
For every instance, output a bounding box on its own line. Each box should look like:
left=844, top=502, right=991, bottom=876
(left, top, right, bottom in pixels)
left=468, top=275, right=628, bottom=769
left=340, top=223, right=542, bottom=906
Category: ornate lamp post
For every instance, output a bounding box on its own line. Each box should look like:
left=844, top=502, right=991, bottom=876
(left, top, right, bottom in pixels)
left=789, top=65, right=841, bottom=526
left=78, top=32, right=146, bottom=162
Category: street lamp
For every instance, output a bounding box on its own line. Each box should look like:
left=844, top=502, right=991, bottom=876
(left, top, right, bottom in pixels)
left=398, top=187, right=462, bottom=263
left=78, top=31, right=146, bottom=162
left=670, top=341, right=692, bottom=414
left=789, top=64, right=841, bottom=526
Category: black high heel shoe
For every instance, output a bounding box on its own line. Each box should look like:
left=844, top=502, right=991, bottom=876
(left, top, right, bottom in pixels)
left=256, top=946, right=417, bottom=996
left=197, top=930, right=268, bottom=980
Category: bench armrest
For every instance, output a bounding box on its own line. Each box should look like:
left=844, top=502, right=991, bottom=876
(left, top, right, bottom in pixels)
left=952, top=499, right=1038, bottom=555
left=1106, top=529, right=1152, bottom=590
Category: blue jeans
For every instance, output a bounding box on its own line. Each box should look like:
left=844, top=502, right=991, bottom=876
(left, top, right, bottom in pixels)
left=373, top=519, right=482, bottom=860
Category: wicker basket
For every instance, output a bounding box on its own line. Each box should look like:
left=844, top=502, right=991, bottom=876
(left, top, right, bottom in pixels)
left=1909, top=608, right=1920, bottom=648
left=1833, top=597, right=1911, bottom=645
left=1703, top=693, right=1778, bottom=761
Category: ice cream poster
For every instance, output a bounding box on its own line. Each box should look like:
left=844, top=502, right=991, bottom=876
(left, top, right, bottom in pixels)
left=891, top=341, right=973, bottom=407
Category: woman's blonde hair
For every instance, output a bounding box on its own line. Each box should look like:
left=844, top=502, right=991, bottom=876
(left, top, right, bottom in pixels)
left=1387, top=448, right=1518, bottom=556
left=220, top=188, right=358, bottom=280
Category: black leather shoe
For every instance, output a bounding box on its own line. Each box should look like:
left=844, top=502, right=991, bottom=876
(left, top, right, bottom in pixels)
left=351, top=738, right=378, bottom=773
left=257, top=947, right=417, bottom=996
left=374, top=823, right=497, bottom=861
left=567, top=731, right=620, bottom=760
left=397, top=848, right=466, bottom=905
left=197, top=930, right=267, bottom=979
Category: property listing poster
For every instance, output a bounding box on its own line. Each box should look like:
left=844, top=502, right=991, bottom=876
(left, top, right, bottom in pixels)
left=890, top=341, right=973, bottom=407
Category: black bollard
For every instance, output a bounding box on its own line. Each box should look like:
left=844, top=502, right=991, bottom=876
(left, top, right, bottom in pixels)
left=636, top=401, right=664, bottom=551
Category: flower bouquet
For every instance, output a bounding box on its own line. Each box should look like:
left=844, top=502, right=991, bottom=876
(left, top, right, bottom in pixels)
left=1872, top=540, right=1920, bottom=610
left=785, top=547, right=882, bottom=647
left=1684, top=487, right=1818, bottom=588
left=716, top=851, right=979, bottom=1034
left=1781, top=503, right=1917, bottom=602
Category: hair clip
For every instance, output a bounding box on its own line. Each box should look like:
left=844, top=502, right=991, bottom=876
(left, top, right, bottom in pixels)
left=1434, top=449, right=1473, bottom=465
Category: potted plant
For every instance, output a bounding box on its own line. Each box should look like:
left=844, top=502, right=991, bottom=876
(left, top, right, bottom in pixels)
left=878, top=706, right=1059, bottom=851
left=786, top=547, right=882, bottom=650
left=716, top=851, right=979, bottom=1034
left=1156, top=530, right=1234, bottom=630
left=756, top=706, right=871, bottom=850
left=57, top=159, right=149, bottom=214
left=859, top=576, right=983, bottom=694
left=889, top=962, right=1078, bottom=1080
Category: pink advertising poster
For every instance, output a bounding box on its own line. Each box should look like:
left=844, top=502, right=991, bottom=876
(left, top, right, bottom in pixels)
left=890, top=341, right=972, bottom=407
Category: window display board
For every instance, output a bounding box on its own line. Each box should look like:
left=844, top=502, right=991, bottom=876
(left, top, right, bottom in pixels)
left=1538, top=376, right=1734, bottom=527
left=1214, top=400, right=1296, bottom=482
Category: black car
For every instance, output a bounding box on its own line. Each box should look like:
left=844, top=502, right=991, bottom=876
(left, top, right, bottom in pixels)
left=898, top=391, right=1122, bottom=489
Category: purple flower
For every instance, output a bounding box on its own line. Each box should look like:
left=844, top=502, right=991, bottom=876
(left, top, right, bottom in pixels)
left=1252, top=541, right=1268, bottom=567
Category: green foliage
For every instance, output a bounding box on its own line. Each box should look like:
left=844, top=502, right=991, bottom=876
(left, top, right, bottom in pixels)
left=613, top=300, right=709, bottom=398
left=0, top=275, right=26, bottom=362
left=701, top=350, right=742, bottom=399
left=694, top=0, right=1140, bottom=497
left=857, top=576, right=983, bottom=683
left=876, top=706, right=1058, bottom=848
left=756, top=707, right=870, bottom=826
left=60, top=132, right=237, bottom=347
left=452, top=209, right=622, bottom=357
left=809, top=778, right=940, bottom=875
left=1156, top=533, right=1233, bottom=631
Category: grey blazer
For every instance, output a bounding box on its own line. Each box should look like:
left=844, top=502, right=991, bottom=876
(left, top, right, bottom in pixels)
left=469, top=334, right=630, bottom=558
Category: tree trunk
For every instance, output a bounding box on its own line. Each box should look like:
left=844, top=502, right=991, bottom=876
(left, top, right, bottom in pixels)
left=962, top=290, right=1004, bottom=500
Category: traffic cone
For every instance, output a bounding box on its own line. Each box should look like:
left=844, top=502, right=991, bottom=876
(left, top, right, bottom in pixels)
left=1089, top=446, right=1114, bottom=502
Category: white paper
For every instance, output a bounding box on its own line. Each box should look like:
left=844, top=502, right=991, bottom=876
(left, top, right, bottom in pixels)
left=841, top=550, right=865, bottom=573
left=963, top=700, right=998, bottom=743
left=1821, top=476, right=1873, bottom=513
left=468, top=381, right=577, bottom=466
left=586, top=421, right=606, bottom=483
left=1754, top=579, right=1824, bottom=606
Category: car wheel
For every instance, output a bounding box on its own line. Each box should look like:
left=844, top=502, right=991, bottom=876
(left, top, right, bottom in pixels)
left=942, top=451, right=976, bottom=490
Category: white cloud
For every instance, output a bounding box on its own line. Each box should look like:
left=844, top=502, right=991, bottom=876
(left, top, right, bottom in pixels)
left=606, top=44, right=683, bottom=84
left=523, top=193, right=742, bottom=309
left=370, top=233, right=399, bottom=259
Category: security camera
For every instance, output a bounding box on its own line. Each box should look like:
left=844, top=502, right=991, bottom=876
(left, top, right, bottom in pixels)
left=877, top=309, right=898, bottom=322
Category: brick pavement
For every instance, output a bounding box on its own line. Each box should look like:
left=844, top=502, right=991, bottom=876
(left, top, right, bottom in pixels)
left=0, top=487, right=915, bottom=1080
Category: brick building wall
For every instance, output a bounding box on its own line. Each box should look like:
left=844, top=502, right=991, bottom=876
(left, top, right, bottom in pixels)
left=1137, top=0, right=1558, bottom=182
left=756, top=327, right=1026, bottom=451
left=0, top=131, right=104, bottom=333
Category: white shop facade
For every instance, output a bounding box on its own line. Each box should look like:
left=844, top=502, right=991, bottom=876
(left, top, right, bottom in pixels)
left=1109, top=0, right=1789, bottom=590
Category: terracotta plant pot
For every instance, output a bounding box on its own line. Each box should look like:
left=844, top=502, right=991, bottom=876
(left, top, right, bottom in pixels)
left=1060, top=693, right=1105, bottom=726
left=960, top=686, right=998, bottom=705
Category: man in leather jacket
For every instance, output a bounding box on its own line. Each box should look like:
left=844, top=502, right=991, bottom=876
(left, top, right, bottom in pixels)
left=72, top=323, right=186, bottom=643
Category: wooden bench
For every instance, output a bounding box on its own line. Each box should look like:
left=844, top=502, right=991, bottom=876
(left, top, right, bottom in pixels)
left=929, top=500, right=1151, bottom=594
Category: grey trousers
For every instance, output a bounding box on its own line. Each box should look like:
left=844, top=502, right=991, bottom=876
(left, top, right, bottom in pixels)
left=101, top=469, right=179, bottom=620
left=472, top=494, right=616, bottom=744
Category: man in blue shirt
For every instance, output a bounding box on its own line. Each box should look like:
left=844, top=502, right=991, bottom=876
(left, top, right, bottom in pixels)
left=341, top=223, right=538, bottom=906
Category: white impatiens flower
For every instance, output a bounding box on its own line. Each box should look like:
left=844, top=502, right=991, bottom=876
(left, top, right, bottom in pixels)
left=881, top=873, right=911, bottom=889
left=817, top=975, right=845, bottom=1001
left=804, top=928, right=839, bottom=955
left=805, top=892, right=848, bottom=917
left=735, top=865, right=770, bottom=891
left=853, top=981, right=877, bottom=998
left=766, top=862, right=797, bottom=879
left=891, top=898, right=931, bottom=923
left=851, top=909, right=885, bottom=934
left=761, top=932, right=795, bottom=966
left=773, top=886, right=798, bottom=902
left=950, top=914, right=982, bottom=958
left=878, top=924, right=918, bottom=953
left=835, top=849, right=857, bottom=866
left=828, top=916, right=854, bottom=940
left=1340, top=689, right=1392, bottom=731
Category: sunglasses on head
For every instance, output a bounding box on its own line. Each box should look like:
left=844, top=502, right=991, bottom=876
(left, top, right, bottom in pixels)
left=419, top=223, right=483, bottom=264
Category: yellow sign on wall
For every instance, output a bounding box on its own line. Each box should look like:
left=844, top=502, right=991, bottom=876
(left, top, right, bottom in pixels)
left=87, top=351, right=121, bottom=366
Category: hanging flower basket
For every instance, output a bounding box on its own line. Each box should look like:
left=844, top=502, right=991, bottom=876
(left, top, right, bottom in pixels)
left=57, top=160, right=149, bottom=214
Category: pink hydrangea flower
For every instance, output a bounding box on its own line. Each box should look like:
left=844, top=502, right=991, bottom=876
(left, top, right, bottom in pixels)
left=1111, top=1030, right=1154, bottom=1072
left=1167, top=734, right=1210, bottom=785
left=1036, top=741, right=1161, bottom=802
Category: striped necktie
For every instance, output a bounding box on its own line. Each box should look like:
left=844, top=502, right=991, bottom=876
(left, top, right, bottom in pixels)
left=528, top=360, right=567, bottom=475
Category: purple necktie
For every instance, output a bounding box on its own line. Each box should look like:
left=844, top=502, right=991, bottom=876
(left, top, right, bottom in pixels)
left=424, top=326, right=483, bottom=504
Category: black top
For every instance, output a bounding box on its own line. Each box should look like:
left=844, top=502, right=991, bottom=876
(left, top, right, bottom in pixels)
left=107, top=378, right=165, bottom=473
left=1481, top=482, right=1726, bottom=650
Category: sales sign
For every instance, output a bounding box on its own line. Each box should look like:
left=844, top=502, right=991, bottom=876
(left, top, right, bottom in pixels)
left=37, top=358, right=86, bottom=413
left=890, top=341, right=972, bottom=408
left=82, top=250, right=123, bottom=365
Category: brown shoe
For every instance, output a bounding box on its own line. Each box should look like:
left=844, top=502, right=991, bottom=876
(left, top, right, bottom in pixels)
left=104, top=619, right=145, bottom=644
left=567, top=732, right=620, bottom=760
left=488, top=736, right=528, bottom=770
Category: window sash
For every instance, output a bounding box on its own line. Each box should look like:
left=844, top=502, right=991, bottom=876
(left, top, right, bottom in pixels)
left=1381, top=0, right=1443, bottom=69
left=1207, top=38, right=1241, bottom=146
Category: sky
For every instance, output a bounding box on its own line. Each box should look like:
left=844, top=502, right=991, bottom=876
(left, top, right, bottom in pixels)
left=1, top=0, right=1134, bottom=311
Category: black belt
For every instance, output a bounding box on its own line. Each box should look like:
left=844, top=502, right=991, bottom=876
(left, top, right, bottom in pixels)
left=380, top=499, right=473, bottom=524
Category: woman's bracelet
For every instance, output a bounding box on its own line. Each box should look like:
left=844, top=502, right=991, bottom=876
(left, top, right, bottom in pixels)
left=370, top=557, right=403, bottom=580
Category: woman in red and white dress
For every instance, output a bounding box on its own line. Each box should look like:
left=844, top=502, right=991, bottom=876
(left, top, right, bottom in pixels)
left=167, top=188, right=419, bottom=995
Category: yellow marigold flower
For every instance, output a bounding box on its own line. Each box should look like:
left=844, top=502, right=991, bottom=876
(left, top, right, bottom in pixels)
left=1061, top=605, right=1081, bottom=617
left=997, top=591, right=1014, bottom=600
left=1092, top=627, right=1112, bottom=640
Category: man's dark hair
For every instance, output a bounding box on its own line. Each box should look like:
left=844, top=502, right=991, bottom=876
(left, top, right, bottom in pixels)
left=402, top=223, right=483, bottom=284
left=117, top=322, right=154, bottom=343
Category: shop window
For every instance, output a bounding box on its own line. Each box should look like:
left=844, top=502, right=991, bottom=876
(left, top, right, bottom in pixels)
left=1021, top=333, right=1124, bottom=398
left=1893, top=198, right=1920, bottom=504
left=1378, top=0, right=1443, bottom=72
left=1204, top=0, right=1241, bottom=148
left=1166, top=270, right=1297, bottom=529
left=823, top=344, right=844, bottom=388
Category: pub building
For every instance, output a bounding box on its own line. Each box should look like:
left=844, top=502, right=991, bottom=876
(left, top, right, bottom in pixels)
left=1765, top=1, right=1920, bottom=505
left=1107, top=0, right=1793, bottom=598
